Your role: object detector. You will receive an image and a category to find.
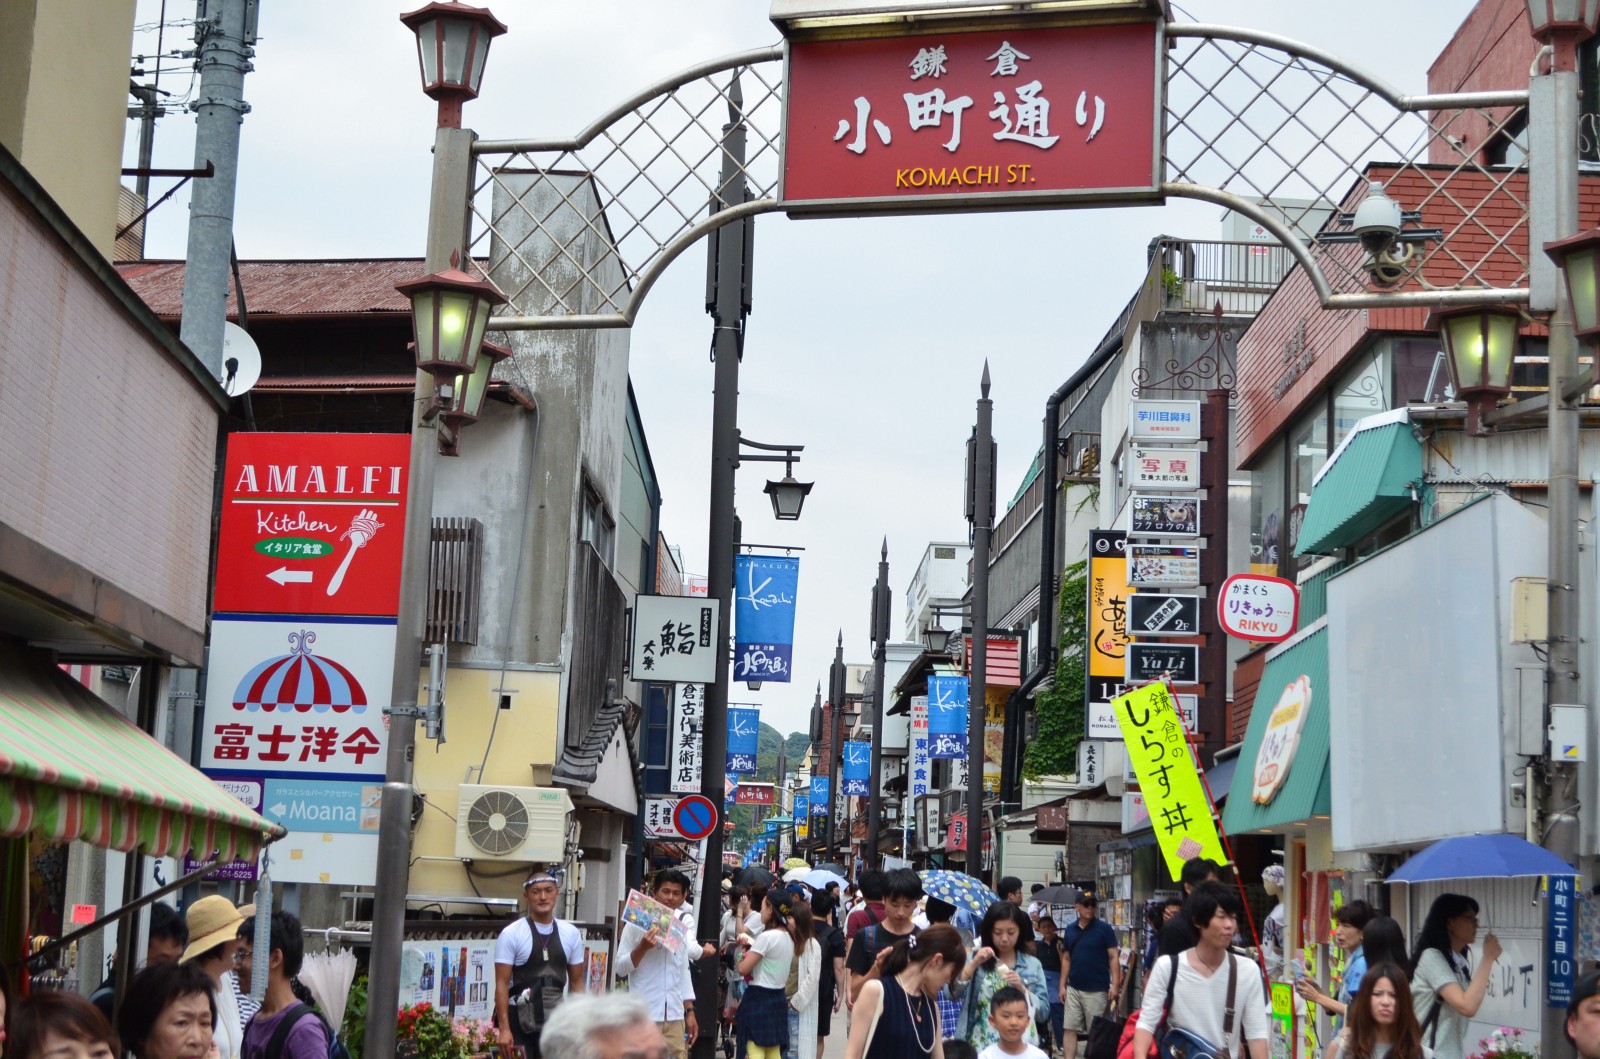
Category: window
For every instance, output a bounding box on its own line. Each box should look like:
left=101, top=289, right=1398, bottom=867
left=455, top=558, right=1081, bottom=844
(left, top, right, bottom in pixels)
left=580, top=483, right=615, bottom=568
left=1250, top=443, right=1285, bottom=576
left=1285, top=405, right=1328, bottom=570
left=1332, top=346, right=1390, bottom=447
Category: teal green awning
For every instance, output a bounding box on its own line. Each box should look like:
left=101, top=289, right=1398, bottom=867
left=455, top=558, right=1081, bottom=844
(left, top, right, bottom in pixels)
left=1295, top=421, right=1422, bottom=556
left=1222, top=625, right=1331, bottom=835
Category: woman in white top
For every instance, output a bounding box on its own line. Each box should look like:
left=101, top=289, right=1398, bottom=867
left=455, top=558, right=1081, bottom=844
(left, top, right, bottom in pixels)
left=738, top=893, right=796, bottom=1059
left=1326, top=963, right=1433, bottom=1059
left=787, top=900, right=822, bottom=1059
left=1407, top=894, right=1500, bottom=1059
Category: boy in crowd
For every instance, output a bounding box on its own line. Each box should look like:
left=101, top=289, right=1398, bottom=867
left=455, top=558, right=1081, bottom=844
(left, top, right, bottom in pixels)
left=1133, top=883, right=1267, bottom=1059
left=979, top=986, right=1048, bottom=1059
left=845, top=868, right=923, bottom=1004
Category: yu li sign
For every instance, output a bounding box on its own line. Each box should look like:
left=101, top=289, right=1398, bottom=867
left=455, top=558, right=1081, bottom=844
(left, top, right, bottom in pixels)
left=781, top=20, right=1161, bottom=212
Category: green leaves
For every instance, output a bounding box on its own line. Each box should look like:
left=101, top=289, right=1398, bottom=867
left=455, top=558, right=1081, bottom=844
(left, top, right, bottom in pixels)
left=1022, top=560, right=1088, bottom=781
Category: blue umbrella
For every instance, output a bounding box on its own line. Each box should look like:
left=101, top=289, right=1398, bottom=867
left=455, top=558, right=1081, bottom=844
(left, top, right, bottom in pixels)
left=917, top=868, right=1002, bottom=919
left=1387, top=833, right=1576, bottom=883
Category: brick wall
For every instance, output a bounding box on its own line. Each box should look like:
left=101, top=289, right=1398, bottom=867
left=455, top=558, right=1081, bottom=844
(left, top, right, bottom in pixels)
left=0, top=177, right=219, bottom=642
left=1229, top=645, right=1270, bottom=745
left=1067, top=821, right=1120, bottom=880
left=1426, top=0, right=1536, bottom=163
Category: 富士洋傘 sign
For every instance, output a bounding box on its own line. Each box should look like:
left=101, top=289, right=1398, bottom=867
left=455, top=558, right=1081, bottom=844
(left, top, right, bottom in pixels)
left=781, top=21, right=1161, bottom=212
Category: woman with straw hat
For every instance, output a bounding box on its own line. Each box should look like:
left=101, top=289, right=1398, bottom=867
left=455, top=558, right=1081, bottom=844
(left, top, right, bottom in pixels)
left=181, top=896, right=253, bottom=1059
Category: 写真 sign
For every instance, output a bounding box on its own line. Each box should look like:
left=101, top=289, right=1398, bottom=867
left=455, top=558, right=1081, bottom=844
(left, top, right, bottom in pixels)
left=1218, top=574, right=1299, bottom=642
left=1130, top=495, right=1199, bottom=537
left=781, top=21, right=1162, bottom=213
left=1128, top=544, right=1201, bottom=587
left=1129, top=399, right=1202, bottom=442
left=1129, top=594, right=1200, bottom=637
left=1128, top=445, right=1201, bottom=491
left=631, top=596, right=721, bottom=684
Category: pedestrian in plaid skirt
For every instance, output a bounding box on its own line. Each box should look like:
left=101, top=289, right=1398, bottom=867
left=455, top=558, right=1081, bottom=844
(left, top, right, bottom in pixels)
left=736, top=891, right=795, bottom=1059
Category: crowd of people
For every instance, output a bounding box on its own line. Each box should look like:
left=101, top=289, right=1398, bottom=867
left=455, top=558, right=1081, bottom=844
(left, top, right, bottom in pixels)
left=6, top=864, right=1600, bottom=1059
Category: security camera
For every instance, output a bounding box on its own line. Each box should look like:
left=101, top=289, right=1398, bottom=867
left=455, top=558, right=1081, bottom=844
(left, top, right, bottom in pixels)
left=1350, top=181, right=1404, bottom=254
left=1362, top=240, right=1416, bottom=288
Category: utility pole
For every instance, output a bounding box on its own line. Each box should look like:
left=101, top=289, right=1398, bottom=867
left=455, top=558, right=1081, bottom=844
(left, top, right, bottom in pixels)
left=178, top=0, right=254, bottom=378
left=966, top=363, right=994, bottom=879
left=690, top=75, right=751, bottom=1059
left=826, top=632, right=845, bottom=861
left=866, top=540, right=890, bottom=866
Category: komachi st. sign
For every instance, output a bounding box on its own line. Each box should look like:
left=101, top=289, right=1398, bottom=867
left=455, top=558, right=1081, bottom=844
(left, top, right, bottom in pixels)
left=781, top=20, right=1161, bottom=212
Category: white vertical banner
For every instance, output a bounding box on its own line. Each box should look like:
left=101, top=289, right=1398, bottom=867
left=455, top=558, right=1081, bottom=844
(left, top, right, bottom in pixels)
left=670, top=683, right=704, bottom=793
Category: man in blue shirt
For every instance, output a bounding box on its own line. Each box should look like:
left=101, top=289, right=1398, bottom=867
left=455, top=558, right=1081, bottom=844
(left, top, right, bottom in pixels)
left=1060, top=895, right=1121, bottom=1059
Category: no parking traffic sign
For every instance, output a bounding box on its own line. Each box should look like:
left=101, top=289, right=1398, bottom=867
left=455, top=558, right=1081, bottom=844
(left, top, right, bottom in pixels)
left=673, top=795, right=719, bottom=841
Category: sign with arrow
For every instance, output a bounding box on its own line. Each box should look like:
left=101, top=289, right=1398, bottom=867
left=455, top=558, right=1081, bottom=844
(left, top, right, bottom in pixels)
left=214, top=433, right=411, bottom=617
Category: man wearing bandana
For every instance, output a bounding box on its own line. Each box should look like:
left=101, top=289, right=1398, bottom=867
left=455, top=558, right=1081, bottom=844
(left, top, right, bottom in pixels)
left=495, top=871, right=588, bottom=1058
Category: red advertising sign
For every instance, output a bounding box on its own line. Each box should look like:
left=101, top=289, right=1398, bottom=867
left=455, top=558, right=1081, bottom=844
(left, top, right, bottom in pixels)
left=782, top=21, right=1161, bottom=212
left=1217, top=574, right=1300, bottom=643
left=733, top=783, right=775, bottom=806
left=214, top=434, right=410, bottom=617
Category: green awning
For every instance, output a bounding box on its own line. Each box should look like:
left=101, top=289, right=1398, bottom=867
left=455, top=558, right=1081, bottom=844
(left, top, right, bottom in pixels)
left=1222, top=624, right=1331, bottom=834
left=0, top=643, right=284, bottom=861
left=1295, top=420, right=1422, bottom=556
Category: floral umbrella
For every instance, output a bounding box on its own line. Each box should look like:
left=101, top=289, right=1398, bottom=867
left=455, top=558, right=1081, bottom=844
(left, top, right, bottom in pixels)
left=233, top=630, right=368, bottom=713
left=917, top=868, right=1001, bottom=919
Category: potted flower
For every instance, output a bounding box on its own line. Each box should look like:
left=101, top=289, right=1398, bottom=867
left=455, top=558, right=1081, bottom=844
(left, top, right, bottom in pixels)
left=1467, top=1026, right=1536, bottom=1059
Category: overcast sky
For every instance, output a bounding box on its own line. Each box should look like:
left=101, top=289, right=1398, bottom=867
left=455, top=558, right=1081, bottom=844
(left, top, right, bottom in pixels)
left=130, top=1, right=1477, bottom=738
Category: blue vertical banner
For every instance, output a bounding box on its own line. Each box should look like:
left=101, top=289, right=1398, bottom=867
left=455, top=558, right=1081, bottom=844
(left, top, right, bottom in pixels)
left=733, top=555, right=800, bottom=683
left=841, top=741, right=871, bottom=795
left=794, top=793, right=809, bottom=821
left=727, top=707, right=760, bottom=773
left=927, top=674, right=970, bottom=759
left=810, top=775, right=830, bottom=809
left=1548, top=875, right=1578, bottom=1008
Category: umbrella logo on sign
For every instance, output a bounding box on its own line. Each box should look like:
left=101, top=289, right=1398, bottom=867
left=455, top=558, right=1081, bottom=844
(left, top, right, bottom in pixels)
left=233, top=630, right=368, bottom=713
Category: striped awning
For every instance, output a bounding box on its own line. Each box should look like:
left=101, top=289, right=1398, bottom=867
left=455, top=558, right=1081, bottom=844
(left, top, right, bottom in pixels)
left=0, top=643, right=284, bottom=861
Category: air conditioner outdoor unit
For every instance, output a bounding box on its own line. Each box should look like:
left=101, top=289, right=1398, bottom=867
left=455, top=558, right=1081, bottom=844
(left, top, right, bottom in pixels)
left=454, top=785, right=573, bottom=863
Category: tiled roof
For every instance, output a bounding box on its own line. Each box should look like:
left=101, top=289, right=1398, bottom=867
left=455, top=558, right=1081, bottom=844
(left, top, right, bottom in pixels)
left=551, top=698, right=630, bottom=789
left=116, top=259, right=423, bottom=317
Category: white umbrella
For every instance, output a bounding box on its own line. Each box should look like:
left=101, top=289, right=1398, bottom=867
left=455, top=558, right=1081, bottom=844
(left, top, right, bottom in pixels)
left=783, top=866, right=810, bottom=883
left=299, top=945, right=359, bottom=1031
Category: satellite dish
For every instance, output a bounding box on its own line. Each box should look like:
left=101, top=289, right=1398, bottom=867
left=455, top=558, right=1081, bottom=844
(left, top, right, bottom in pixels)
left=221, top=322, right=262, bottom=396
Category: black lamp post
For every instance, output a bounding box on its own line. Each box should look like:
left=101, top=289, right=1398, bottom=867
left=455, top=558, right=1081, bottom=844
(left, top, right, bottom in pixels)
left=1430, top=305, right=1521, bottom=434
left=399, top=1, right=507, bottom=128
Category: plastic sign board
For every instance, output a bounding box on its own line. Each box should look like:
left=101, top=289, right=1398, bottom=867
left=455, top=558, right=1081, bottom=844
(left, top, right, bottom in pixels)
left=1111, top=681, right=1226, bottom=876
left=669, top=683, right=704, bottom=793
left=1548, top=875, right=1578, bottom=1007
left=781, top=21, right=1162, bottom=214
left=1130, top=495, right=1199, bottom=537
left=1087, top=531, right=1133, bottom=684
left=1128, top=446, right=1201, bottom=491
left=1129, top=400, right=1202, bottom=442
left=1088, top=693, right=1197, bottom=740
left=1218, top=574, right=1299, bottom=642
left=631, top=596, right=721, bottom=683
left=1128, top=544, right=1201, bottom=587
left=733, top=783, right=775, bottom=806
left=214, top=433, right=410, bottom=617
left=1129, top=594, right=1200, bottom=637
left=1126, top=642, right=1199, bottom=684
left=1251, top=675, right=1311, bottom=805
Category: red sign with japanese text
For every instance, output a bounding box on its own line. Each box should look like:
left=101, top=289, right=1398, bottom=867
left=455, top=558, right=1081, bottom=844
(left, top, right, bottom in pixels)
left=734, top=783, right=775, bottom=806
left=214, top=433, right=410, bottom=617
left=782, top=21, right=1162, bottom=211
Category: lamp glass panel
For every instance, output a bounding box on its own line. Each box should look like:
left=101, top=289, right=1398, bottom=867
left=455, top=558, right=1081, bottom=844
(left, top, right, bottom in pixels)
left=468, top=32, right=490, bottom=94
left=1566, top=245, right=1600, bottom=333
left=440, top=17, right=472, bottom=87
left=460, top=348, right=496, bottom=422
left=416, top=20, right=440, bottom=87
left=770, top=481, right=805, bottom=519
left=410, top=290, right=440, bottom=367
left=1483, top=313, right=1519, bottom=390
left=1444, top=314, right=1486, bottom=389
left=435, top=289, right=476, bottom=369
left=463, top=296, right=494, bottom=369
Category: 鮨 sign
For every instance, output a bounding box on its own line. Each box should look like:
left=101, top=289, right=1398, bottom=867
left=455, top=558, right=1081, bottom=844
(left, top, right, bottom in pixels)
left=780, top=21, right=1162, bottom=214
left=1251, top=675, right=1312, bottom=805
left=1218, top=574, right=1299, bottom=642
left=1129, top=399, right=1202, bottom=442
left=1128, top=544, right=1201, bottom=587
left=1130, top=495, right=1199, bottom=537
left=1129, top=594, right=1200, bottom=637
left=1125, top=642, right=1199, bottom=684
left=1128, top=445, right=1201, bottom=491
left=630, top=595, right=721, bottom=684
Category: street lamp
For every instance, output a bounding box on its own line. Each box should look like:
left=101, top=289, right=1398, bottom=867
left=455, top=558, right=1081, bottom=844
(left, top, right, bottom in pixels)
left=923, top=605, right=969, bottom=654
left=1526, top=0, right=1600, bottom=38
left=396, top=261, right=507, bottom=381
left=399, top=1, right=507, bottom=128
left=1546, top=228, right=1600, bottom=337
left=764, top=472, right=813, bottom=521
left=1430, top=306, right=1521, bottom=434
left=440, top=338, right=511, bottom=428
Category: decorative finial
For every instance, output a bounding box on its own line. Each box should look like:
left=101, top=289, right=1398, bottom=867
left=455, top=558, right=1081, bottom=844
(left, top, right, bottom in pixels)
left=881, top=537, right=888, bottom=560
left=981, top=359, right=991, bottom=398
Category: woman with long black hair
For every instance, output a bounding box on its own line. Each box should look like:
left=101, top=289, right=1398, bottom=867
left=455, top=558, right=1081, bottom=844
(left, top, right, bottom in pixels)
left=953, top=904, right=1051, bottom=1051
left=1407, top=894, right=1500, bottom=1059
left=844, top=924, right=967, bottom=1059
left=1326, top=963, right=1431, bottom=1059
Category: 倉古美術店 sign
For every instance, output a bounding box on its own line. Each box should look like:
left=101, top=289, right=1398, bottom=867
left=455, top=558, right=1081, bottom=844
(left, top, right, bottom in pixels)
left=781, top=22, right=1161, bottom=213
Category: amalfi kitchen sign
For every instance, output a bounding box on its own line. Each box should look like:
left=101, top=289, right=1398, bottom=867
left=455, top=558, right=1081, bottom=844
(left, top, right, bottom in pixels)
left=780, top=20, right=1162, bottom=213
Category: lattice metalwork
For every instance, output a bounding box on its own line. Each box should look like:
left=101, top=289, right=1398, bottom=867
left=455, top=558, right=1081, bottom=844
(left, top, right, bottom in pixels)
left=468, top=27, right=1532, bottom=330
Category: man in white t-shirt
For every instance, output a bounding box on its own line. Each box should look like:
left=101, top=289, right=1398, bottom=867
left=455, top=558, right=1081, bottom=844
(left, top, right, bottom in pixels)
left=1133, top=883, right=1268, bottom=1059
left=495, top=872, right=587, bottom=1059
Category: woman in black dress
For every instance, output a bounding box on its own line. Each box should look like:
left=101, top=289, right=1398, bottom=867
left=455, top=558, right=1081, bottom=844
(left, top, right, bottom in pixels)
left=846, top=924, right=968, bottom=1059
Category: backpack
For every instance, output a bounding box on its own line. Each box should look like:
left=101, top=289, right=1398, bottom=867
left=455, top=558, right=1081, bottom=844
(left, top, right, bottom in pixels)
left=263, top=1003, right=351, bottom=1059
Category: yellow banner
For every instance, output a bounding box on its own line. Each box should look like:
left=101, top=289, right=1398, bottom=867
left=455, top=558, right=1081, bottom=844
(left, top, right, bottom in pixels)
left=1088, top=533, right=1134, bottom=680
left=1112, top=681, right=1226, bottom=876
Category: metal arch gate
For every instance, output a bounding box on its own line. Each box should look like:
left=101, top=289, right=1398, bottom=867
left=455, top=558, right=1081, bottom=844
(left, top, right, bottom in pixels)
left=461, top=24, right=1532, bottom=332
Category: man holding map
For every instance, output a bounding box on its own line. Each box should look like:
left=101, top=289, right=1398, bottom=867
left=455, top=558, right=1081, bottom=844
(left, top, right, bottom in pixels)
left=616, top=870, right=700, bottom=1059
